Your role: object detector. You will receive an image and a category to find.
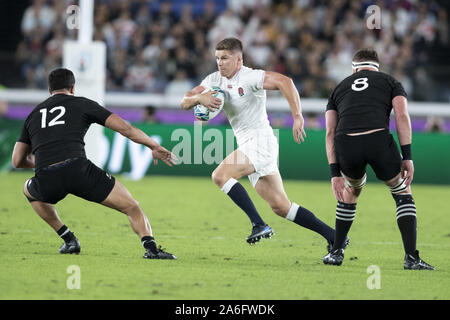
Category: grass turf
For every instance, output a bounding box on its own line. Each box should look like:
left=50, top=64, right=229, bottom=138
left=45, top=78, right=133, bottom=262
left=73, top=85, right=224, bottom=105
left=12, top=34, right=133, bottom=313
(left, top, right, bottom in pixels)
left=0, top=172, right=449, bottom=300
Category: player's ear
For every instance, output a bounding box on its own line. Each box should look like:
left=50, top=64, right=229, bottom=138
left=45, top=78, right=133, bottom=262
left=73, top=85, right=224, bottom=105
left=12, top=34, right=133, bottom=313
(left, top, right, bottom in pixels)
left=69, top=85, right=75, bottom=94
left=238, top=52, right=243, bottom=63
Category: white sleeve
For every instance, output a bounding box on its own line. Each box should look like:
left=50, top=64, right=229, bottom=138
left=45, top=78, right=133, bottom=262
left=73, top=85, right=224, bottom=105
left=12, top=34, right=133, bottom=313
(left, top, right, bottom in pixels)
left=200, top=75, right=212, bottom=89
left=248, top=69, right=266, bottom=91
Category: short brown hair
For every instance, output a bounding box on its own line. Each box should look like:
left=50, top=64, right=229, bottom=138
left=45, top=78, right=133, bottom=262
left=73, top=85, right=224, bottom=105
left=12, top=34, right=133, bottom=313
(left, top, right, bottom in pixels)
left=215, top=37, right=243, bottom=52
left=352, top=48, right=379, bottom=63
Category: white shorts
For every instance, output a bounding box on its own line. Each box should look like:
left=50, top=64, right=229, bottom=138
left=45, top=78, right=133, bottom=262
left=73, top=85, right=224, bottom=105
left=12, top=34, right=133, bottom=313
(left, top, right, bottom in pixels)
left=238, top=132, right=279, bottom=188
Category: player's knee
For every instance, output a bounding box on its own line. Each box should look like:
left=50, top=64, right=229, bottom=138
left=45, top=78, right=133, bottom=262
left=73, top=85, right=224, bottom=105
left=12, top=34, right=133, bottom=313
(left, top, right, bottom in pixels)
left=271, top=199, right=290, bottom=218
left=211, top=169, right=227, bottom=188
left=122, top=199, right=141, bottom=215
left=387, top=176, right=409, bottom=195
left=345, top=174, right=367, bottom=190
left=272, top=206, right=286, bottom=217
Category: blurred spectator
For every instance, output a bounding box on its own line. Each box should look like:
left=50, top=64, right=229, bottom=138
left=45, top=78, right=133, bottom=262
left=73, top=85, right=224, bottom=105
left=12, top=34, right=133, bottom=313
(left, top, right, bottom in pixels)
left=270, top=112, right=286, bottom=128
left=124, top=51, right=155, bottom=92
left=436, top=10, right=448, bottom=45
left=142, top=105, right=159, bottom=124
left=14, top=0, right=449, bottom=103
left=0, top=84, right=8, bottom=119
left=21, top=0, right=56, bottom=36
left=174, top=47, right=196, bottom=80
left=165, top=70, right=193, bottom=96
left=425, top=116, right=445, bottom=133
left=207, top=8, right=243, bottom=47
left=304, top=112, right=321, bottom=130
left=142, top=35, right=162, bottom=64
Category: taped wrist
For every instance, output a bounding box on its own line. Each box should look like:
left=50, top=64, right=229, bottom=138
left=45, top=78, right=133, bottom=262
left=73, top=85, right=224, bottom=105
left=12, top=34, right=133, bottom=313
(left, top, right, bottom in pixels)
left=401, top=144, right=412, bottom=160
left=330, top=163, right=342, bottom=178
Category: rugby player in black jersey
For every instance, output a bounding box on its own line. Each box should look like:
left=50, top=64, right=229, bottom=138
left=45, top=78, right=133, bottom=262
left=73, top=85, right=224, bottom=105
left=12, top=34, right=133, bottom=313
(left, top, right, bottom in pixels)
left=12, top=68, right=177, bottom=259
left=323, top=49, right=434, bottom=270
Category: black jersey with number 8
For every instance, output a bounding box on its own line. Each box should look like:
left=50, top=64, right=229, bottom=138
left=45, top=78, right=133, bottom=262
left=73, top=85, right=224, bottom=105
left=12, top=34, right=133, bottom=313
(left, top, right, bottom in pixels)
left=17, top=94, right=112, bottom=171
left=326, top=70, right=407, bottom=136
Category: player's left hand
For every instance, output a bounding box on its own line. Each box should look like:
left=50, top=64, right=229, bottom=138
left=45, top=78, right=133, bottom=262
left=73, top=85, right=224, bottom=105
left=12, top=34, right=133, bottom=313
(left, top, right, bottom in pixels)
left=401, top=160, right=414, bottom=186
left=293, top=116, right=306, bottom=144
left=152, top=145, right=178, bottom=167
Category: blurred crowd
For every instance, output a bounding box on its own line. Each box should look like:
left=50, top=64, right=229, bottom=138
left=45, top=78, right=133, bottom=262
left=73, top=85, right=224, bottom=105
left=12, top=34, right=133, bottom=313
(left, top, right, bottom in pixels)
left=16, top=0, right=449, bottom=101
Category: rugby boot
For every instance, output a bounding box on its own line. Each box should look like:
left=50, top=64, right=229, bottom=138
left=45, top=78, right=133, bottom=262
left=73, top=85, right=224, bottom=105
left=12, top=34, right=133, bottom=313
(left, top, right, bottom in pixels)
left=246, top=224, right=274, bottom=244
left=143, top=246, right=177, bottom=260
left=323, top=248, right=345, bottom=266
left=404, top=250, right=435, bottom=270
left=59, top=238, right=81, bottom=254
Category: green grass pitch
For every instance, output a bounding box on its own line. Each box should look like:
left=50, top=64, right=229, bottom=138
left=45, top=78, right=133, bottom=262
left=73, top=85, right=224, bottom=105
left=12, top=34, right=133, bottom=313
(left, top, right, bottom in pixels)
left=0, top=172, right=449, bottom=300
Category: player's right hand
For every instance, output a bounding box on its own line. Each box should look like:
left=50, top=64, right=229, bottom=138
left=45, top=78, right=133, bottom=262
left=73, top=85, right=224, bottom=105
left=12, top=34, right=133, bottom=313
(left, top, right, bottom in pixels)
left=199, top=91, right=222, bottom=112
left=331, top=176, right=346, bottom=202
left=152, top=145, right=178, bottom=167
left=401, top=160, right=414, bottom=186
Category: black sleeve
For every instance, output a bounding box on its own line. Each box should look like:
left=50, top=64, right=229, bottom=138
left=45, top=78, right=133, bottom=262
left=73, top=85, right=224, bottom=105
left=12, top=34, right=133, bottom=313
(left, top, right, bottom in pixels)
left=17, top=120, right=31, bottom=144
left=326, top=87, right=337, bottom=111
left=391, top=77, right=407, bottom=99
left=83, top=98, right=113, bottom=126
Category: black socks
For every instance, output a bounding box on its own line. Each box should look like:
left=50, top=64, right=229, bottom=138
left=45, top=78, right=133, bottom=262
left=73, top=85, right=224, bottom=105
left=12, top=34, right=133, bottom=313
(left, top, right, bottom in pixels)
left=142, top=236, right=158, bottom=253
left=57, top=225, right=75, bottom=243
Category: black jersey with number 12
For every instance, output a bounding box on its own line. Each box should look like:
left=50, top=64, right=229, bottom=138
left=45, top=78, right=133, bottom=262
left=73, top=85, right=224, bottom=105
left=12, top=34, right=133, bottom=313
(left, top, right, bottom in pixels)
left=326, top=70, right=407, bottom=136
left=17, top=94, right=112, bottom=171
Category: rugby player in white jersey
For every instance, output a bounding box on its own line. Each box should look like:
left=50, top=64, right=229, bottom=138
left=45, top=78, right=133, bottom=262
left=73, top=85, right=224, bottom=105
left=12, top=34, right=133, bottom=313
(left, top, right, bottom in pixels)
left=181, top=38, right=343, bottom=251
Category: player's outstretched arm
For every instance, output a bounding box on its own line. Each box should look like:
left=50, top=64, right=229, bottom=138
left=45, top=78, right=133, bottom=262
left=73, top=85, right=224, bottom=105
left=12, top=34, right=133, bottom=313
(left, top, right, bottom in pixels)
left=392, top=95, right=414, bottom=185
left=180, top=85, right=221, bottom=111
left=105, top=114, right=177, bottom=166
left=12, top=142, right=35, bottom=169
left=263, top=71, right=306, bottom=143
left=325, top=110, right=345, bottom=201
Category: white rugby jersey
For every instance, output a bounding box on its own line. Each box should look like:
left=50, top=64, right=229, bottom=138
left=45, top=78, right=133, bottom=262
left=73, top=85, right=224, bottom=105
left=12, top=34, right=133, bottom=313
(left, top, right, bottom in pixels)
left=200, top=66, right=273, bottom=145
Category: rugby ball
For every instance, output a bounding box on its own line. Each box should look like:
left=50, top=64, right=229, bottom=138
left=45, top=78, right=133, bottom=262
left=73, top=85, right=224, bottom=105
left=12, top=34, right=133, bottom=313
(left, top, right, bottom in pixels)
left=194, top=86, right=225, bottom=121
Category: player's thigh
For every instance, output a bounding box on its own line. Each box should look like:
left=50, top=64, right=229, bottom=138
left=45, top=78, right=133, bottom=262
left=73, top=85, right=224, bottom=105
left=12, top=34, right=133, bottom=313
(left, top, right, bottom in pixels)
left=212, top=149, right=255, bottom=185
left=334, top=134, right=366, bottom=179
left=255, top=172, right=290, bottom=214
left=23, top=178, right=36, bottom=199
left=68, top=158, right=116, bottom=204
left=24, top=172, right=66, bottom=204
left=101, top=179, right=139, bottom=213
left=367, top=132, right=402, bottom=181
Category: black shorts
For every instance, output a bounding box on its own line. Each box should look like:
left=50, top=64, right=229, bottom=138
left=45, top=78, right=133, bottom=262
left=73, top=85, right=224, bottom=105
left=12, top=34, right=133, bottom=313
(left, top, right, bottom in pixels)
left=334, top=129, right=402, bottom=181
left=27, top=158, right=116, bottom=204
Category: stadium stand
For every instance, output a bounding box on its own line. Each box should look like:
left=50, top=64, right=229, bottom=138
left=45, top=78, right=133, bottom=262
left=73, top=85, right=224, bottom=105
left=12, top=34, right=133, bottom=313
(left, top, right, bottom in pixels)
left=0, top=0, right=448, bottom=130
left=9, top=0, right=449, bottom=101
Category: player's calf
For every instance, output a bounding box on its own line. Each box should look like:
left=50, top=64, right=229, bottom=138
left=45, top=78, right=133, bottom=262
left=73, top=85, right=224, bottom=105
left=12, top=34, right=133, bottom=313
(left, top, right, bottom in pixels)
left=391, top=192, right=417, bottom=257
left=220, top=177, right=267, bottom=235
left=387, top=177, right=434, bottom=269
left=286, top=202, right=335, bottom=244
